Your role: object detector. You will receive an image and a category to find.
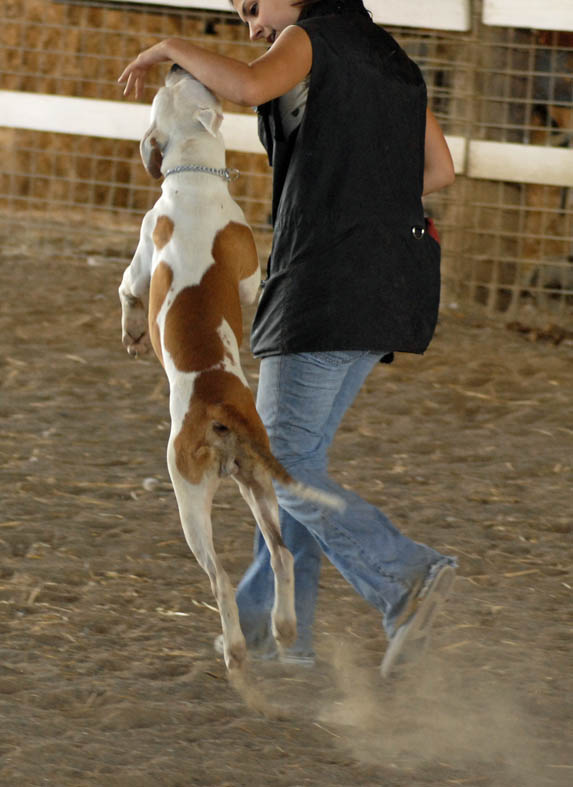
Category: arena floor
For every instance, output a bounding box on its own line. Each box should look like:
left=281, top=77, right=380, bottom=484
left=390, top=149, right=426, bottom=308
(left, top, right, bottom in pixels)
left=0, top=223, right=571, bottom=786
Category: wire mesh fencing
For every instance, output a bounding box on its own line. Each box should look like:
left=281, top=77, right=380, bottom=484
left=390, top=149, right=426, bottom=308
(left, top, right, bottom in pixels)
left=1, top=0, right=572, bottom=322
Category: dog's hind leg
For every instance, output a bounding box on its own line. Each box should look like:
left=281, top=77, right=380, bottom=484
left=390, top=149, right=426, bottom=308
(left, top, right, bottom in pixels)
left=166, top=441, right=247, bottom=671
left=235, top=472, right=296, bottom=652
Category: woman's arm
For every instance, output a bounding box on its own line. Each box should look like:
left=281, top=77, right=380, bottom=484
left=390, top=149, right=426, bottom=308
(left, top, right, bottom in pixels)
left=118, top=25, right=312, bottom=107
left=423, top=108, right=455, bottom=196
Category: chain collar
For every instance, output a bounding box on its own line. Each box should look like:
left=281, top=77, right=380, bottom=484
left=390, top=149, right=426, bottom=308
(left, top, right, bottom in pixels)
left=163, top=165, right=240, bottom=182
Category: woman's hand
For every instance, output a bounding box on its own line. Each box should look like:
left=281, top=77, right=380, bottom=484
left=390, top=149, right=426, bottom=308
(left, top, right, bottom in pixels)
left=118, top=40, right=176, bottom=99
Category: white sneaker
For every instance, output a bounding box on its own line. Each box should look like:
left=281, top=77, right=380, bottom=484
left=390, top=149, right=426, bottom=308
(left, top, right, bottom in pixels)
left=380, top=563, right=456, bottom=678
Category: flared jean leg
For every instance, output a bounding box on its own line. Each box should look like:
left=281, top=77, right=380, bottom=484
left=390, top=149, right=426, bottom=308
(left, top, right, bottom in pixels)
left=236, top=350, right=378, bottom=655
left=235, top=351, right=455, bottom=654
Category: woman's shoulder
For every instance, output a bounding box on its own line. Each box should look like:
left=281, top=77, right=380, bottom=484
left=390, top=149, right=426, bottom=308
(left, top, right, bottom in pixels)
left=297, top=6, right=400, bottom=54
left=297, top=15, right=416, bottom=81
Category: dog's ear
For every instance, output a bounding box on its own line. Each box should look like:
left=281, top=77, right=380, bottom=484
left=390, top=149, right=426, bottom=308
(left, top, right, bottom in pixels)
left=197, top=107, right=223, bottom=138
left=140, top=124, right=168, bottom=179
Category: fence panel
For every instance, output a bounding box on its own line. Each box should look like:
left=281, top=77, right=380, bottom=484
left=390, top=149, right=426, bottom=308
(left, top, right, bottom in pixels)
left=1, top=1, right=571, bottom=320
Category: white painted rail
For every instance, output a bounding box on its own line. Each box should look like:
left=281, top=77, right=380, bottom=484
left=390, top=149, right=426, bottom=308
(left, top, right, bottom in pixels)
left=103, top=0, right=472, bottom=31
left=468, top=140, right=573, bottom=188
left=4, top=90, right=573, bottom=187
left=0, top=90, right=266, bottom=154
left=482, top=0, right=573, bottom=32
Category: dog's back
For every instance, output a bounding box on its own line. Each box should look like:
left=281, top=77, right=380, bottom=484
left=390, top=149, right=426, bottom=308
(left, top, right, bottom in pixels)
left=119, top=70, right=340, bottom=674
left=147, top=201, right=259, bottom=375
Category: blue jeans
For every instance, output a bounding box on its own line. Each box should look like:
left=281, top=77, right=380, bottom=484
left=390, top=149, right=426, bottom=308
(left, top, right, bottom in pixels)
left=235, top=351, right=455, bottom=657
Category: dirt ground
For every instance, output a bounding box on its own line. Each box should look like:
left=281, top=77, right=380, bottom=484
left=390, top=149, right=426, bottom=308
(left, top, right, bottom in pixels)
left=0, top=223, right=571, bottom=787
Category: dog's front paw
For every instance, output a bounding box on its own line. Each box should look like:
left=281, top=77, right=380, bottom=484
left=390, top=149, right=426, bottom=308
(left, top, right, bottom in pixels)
left=121, top=300, right=150, bottom=359
left=122, top=329, right=151, bottom=359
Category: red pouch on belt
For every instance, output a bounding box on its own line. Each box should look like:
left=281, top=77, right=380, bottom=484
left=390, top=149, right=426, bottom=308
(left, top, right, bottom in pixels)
left=426, top=217, right=441, bottom=244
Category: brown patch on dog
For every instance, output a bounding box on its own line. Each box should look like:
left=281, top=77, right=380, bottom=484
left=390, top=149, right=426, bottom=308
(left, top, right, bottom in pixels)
left=212, top=221, right=259, bottom=281
left=152, top=216, right=175, bottom=250
left=174, top=368, right=268, bottom=484
left=163, top=233, right=245, bottom=373
left=196, top=369, right=267, bottom=445
left=148, top=261, right=173, bottom=366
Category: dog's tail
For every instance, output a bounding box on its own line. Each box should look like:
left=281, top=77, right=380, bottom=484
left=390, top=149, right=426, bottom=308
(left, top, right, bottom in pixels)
left=209, top=404, right=345, bottom=512
left=249, top=441, right=346, bottom=512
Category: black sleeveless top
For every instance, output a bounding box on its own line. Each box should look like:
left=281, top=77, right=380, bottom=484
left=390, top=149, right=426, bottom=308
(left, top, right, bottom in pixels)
left=250, top=0, right=441, bottom=358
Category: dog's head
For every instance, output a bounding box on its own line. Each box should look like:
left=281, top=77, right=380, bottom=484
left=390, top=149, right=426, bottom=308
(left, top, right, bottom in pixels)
left=140, top=66, right=224, bottom=179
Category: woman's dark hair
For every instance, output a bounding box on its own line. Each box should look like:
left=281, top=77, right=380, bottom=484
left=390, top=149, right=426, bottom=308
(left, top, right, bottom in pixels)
left=294, top=0, right=370, bottom=19
left=227, top=0, right=370, bottom=19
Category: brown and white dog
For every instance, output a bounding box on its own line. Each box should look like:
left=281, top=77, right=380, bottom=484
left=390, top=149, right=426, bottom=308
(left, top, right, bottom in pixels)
left=119, top=68, right=339, bottom=673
